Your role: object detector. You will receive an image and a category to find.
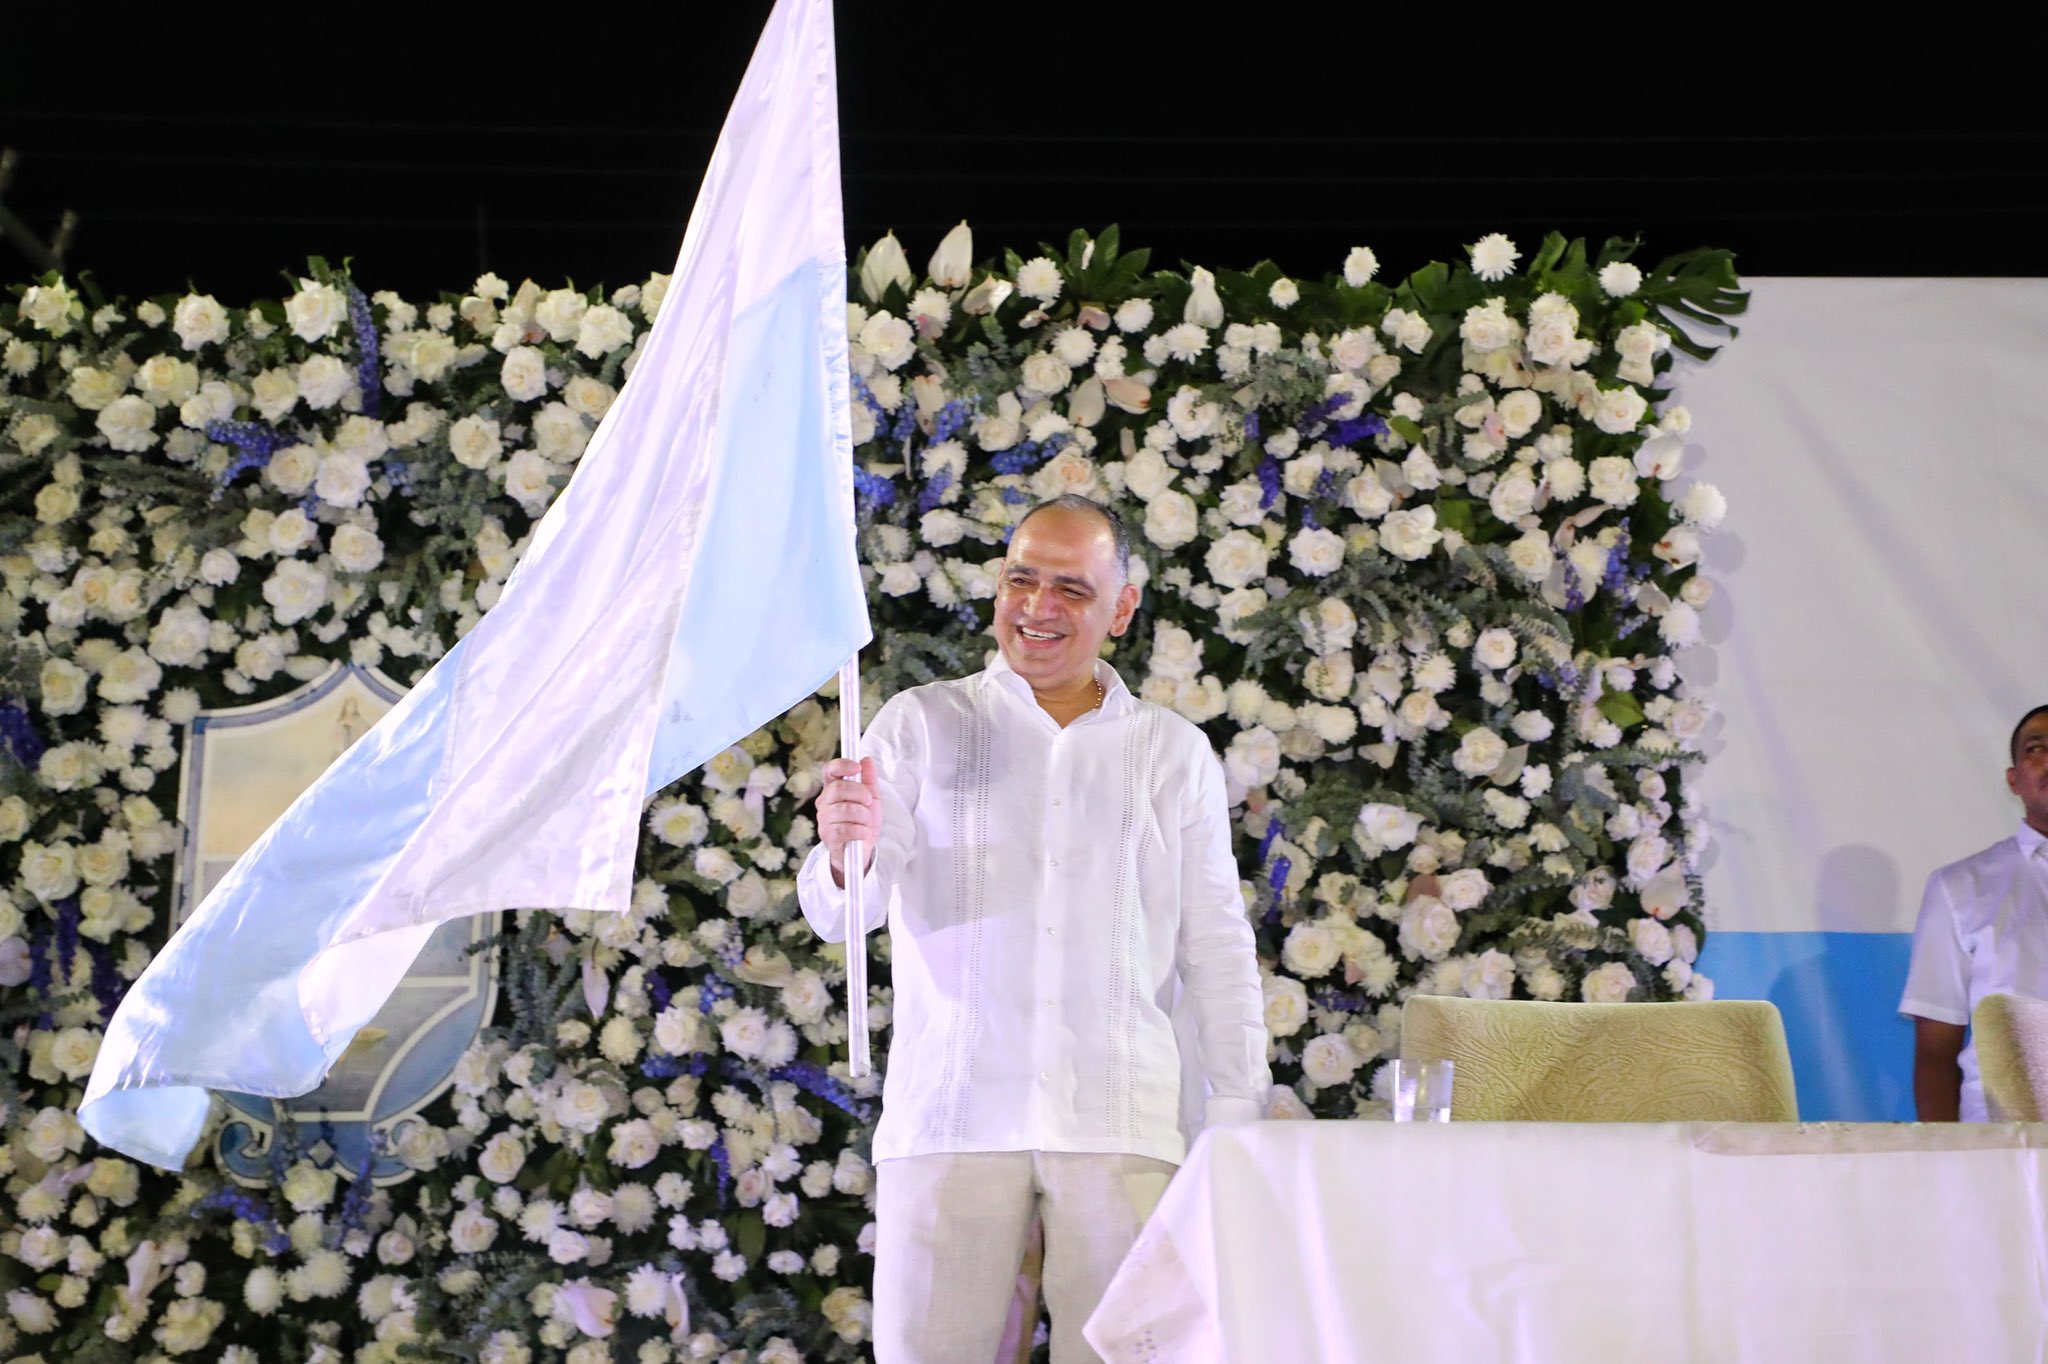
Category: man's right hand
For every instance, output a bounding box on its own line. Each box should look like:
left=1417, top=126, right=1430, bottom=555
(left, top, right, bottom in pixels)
left=817, top=756, right=882, bottom=887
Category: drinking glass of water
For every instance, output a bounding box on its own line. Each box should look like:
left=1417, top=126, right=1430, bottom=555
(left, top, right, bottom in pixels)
left=1388, top=1058, right=1455, bottom=1123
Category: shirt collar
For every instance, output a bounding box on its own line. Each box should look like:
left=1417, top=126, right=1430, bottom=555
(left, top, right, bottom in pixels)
left=984, top=651, right=1132, bottom=721
left=2018, top=820, right=2048, bottom=860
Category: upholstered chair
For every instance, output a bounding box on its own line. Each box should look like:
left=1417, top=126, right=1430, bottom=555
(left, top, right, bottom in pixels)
left=1972, top=992, right=2048, bottom=1122
left=1398, top=996, right=1799, bottom=1122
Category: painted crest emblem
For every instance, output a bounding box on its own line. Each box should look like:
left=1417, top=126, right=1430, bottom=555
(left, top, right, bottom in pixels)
left=172, top=663, right=497, bottom=1184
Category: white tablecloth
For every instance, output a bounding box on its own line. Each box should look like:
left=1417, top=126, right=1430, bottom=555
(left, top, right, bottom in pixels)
left=1084, top=1121, right=2048, bottom=1363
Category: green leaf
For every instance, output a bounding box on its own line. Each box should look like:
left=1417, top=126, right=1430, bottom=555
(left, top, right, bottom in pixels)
left=735, top=1210, right=767, bottom=1262
left=1596, top=689, right=1646, bottom=729
left=1434, top=496, right=1476, bottom=539
left=1389, top=416, right=1425, bottom=445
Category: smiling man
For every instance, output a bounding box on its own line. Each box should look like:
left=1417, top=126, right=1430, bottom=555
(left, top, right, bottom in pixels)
left=798, top=494, right=1270, bottom=1364
left=1901, top=704, right=2048, bottom=1120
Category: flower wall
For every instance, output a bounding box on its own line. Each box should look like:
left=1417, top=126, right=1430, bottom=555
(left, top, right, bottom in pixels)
left=0, top=224, right=1742, bottom=1362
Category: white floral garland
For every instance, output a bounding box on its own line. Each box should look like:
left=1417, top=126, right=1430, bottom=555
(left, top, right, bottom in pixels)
left=0, top=224, right=1742, bottom=1362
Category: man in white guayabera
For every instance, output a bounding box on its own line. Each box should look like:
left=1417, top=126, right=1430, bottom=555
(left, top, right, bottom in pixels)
left=1901, top=703, right=2048, bottom=1120
left=798, top=495, right=1270, bottom=1364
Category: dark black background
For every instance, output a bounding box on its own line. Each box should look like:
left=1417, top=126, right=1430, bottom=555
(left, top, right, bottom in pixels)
left=5, top=11, right=2046, bottom=303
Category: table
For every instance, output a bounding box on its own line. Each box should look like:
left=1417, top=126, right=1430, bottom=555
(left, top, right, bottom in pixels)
left=1084, top=1120, right=2048, bottom=1363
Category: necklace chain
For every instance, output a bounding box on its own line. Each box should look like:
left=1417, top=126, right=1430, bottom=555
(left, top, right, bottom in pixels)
left=1092, top=678, right=1105, bottom=710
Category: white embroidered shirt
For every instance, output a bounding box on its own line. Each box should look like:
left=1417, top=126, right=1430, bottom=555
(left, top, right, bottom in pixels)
left=797, top=656, right=1271, bottom=1165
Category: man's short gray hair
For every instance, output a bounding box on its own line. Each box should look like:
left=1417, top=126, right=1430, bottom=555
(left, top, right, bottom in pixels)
left=1017, top=494, right=1131, bottom=583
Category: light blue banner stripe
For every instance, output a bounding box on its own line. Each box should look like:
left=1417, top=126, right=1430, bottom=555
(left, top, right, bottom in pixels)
left=1701, top=929, right=1916, bottom=1122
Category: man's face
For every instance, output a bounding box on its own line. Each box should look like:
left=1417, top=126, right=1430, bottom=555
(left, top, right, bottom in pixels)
left=2008, top=712, right=2048, bottom=830
left=992, top=507, right=1139, bottom=693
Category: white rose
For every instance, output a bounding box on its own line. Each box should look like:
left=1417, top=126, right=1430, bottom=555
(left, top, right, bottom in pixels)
left=1019, top=351, right=1072, bottom=395
left=1581, top=961, right=1637, bottom=1003
left=1282, top=923, right=1341, bottom=978
left=250, top=367, right=299, bottom=420
left=39, top=656, right=88, bottom=716
left=330, top=523, right=385, bottom=574
left=296, top=354, right=354, bottom=409
left=504, top=450, right=559, bottom=511
left=534, top=288, right=590, bottom=342
left=501, top=346, right=548, bottom=402
left=1357, top=803, right=1421, bottom=851
left=532, top=403, right=591, bottom=462
left=1487, top=467, right=1539, bottom=523
left=1380, top=506, right=1441, bottom=562
left=134, top=354, right=200, bottom=406
left=1452, top=727, right=1507, bottom=778
left=1148, top=623, right=1203, bottom=682
left=172, top=293, right=230, bottom=349
left=1438, top=868, right=1491, bottom=911
left=1472, top=628, right=1518, bottom=670
left=258, top=443, right=316, bottom=497
left=96, top=395, right=159, bottom=452
left=479, top=1132, right=527, bottom=1183
left=1224, top=726, right=1282, bottom=790
left=1398, top=897, right=1461, bottom=961
left=281, top=1161, right=339, bottom=1211
left=451, top=1206, right=498, bottom=1254
left=145, top=603, right=209, bottom=667
left=1301, top=1033, right=1362, bottom=1087
left=1142, top=490, right=1199, bottom=550
left=1462, top=949, right=1516, bottom=1001
left=20, top=281, right=79, bottom=334
left=1288, top=526, right=1345, bottom=577
left=285, top=279, right=348, bottom=342
left=1263, top=975, right=1309, bottom=1038
left=449, top=415, right=503, bottom=469
left=575, top=303, right=635, bottom=359
left=314, top=452, right=371, bottom=508
left=1629, top=916, right=1676, bottom=966
left=1497, top=389, right=1543, bottom=439
left=1506, top=530, right=1553, bottom=582
left=262, top=559, right=330, bottom=625
left=97, top=648, right=163, bottom=704
left=1586, top=455, right=1639, bottom=509
left=1205, top=530, right=1270, bottom=589
left=1592, top=386, right=1649, bottom=435
left=267, top=506, right=316, bottom=555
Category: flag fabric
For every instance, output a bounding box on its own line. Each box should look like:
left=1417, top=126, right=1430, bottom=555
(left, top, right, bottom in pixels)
left=81, top=0, right=867, bottom=1169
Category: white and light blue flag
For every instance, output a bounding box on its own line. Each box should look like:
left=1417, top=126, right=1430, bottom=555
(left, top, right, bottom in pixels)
left=82, top=0, right=867, bottom=1167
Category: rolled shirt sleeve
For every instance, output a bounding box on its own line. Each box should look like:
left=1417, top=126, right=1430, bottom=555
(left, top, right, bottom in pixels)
left=1175, top=748, right=1272, bottom=1125
left=1899, top=869, right=1970, bottom=1027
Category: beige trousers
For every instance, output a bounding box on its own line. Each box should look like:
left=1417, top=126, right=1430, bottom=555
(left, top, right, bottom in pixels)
left=873, top=1150, right=1177, bottom=1364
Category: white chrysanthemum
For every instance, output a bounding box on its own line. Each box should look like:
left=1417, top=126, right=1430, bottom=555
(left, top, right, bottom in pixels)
left=1342, top=246, right=1379, bottom=287
left=1014, top=256, right=1063, bottom=303
left=1468, top=232, right=1521, bottom=282
left=1599, top=261, right=1644, bottom=297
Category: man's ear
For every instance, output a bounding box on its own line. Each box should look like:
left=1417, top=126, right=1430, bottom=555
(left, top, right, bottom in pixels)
left=2010, top=766, right=2023, bottom=799
left=1109, top=582, right=1141, bottom=637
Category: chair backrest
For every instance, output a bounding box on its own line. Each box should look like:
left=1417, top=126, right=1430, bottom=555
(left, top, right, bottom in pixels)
left=1972, top=993, right=2048, bottom=1122
left=1399, top=996, right=1799, bottom=1122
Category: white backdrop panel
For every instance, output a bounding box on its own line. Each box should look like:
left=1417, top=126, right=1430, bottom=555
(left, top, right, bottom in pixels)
left=1685, top=277, right=2048, bottom=934
left=1679, top=278, right=2048, bottom=1118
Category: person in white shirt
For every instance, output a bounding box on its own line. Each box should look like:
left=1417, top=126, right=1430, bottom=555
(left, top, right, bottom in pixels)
left=798, top=494, right=1270, bottom=1364
left=1901, top=704, right=2048, bottom=1120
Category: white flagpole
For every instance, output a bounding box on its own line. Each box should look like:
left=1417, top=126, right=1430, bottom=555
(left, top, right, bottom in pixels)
left=837, top=654, right=872, bottom=1077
